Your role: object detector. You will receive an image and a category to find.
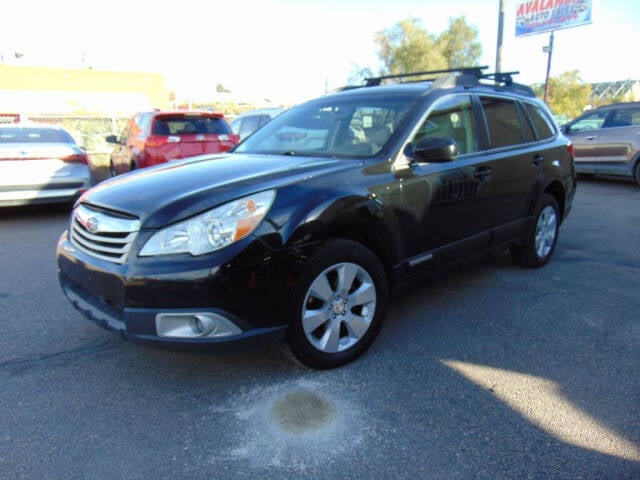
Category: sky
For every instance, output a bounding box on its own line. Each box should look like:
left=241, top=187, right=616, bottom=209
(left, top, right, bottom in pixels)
left=1, top=0, right=638, bottom=105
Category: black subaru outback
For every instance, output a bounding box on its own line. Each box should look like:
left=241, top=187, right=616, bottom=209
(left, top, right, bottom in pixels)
left=57, top=67, right=576, bottom=369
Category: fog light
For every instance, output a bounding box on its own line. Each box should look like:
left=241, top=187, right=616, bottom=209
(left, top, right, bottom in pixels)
left=156, top=313, right=242, bottom=338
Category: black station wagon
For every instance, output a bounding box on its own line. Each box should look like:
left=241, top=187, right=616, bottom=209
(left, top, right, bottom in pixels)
left=57, top=68, right=576, bottom=369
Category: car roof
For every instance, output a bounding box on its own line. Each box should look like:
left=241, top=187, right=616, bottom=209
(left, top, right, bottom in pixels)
left=595, top=102, right=640, bottom=111
left=235, top=108, right=285, bottom=117
left=0, top=122, right=67, bottom=130
left=147, top=110, right=226, bottom=119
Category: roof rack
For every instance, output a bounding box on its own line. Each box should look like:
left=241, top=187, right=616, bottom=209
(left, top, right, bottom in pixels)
left=364, top=66, right=489, bottom=86
left=362, top=66, right=535, bottom=97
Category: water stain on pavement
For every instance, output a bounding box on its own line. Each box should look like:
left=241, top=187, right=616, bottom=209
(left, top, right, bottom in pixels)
left=269, top=389, right=336, bottom=435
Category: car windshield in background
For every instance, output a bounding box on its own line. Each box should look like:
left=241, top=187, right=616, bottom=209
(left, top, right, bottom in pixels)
left=152, top=116, right=232, bottom=135
left=235, top=94, right=420, bottom=158
left=0, top=127, right=75, bottom=144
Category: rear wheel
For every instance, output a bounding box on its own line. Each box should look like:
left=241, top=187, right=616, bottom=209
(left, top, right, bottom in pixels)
left=511, top=193, right=560, bottom=268
left=286, top=239, right=388, bottom=369
left=634, top=162, right=640, bottom=187
left=109, top=160, right=117, bottom=177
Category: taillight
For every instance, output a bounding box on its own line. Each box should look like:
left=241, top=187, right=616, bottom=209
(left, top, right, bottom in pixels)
left=63, top=153, right=89, bottom=164
left=230, top=134, right=241, bottom=145
left=146, top=135, right=180, bottom=148
left=567, top=142, right=575, bottom=158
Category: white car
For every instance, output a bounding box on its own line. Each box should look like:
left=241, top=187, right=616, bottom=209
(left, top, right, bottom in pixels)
left=0, top=124, right=92, bottom=206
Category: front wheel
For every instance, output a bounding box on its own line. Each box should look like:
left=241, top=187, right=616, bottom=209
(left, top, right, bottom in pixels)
left=287, top=239, right=388, bottom=369
left=634, top=162, right=640, bottom=187
left=511, top=193, right=560, bottom=268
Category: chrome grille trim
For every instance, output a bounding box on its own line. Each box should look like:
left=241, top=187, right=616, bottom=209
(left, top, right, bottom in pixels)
left=70, top=205, right=140, bottom=264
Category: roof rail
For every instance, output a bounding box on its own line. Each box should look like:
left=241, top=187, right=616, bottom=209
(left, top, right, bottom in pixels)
left=480, top=71, right=519, bottom=85
left=365, top=66, right=489, bottom=86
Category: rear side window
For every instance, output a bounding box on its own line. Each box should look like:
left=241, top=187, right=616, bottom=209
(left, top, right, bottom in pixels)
left=606, top=107, right=640, bottom=128
left=152, top=116, right=232, bottom=135
left=524, top=103, right=555, bottom=140
left=480, top=97, right=525, bottom=148
left=0, top=127, right=75, bottom=144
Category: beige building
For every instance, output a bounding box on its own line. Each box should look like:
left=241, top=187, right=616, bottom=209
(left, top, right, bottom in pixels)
left=0, top=65, right=169, bottom=114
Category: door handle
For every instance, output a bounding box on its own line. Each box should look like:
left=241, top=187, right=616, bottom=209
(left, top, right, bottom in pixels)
left=585, top=136, right=596, bottom=141
left=473, top=167, right=492, bottom=181
left=532, top=154, right=544, bottom=166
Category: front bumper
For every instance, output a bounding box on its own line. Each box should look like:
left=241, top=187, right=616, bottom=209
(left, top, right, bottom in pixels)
left=59, top=272, right=286, bottom=351
left=57, top=230, right=294, bottom=351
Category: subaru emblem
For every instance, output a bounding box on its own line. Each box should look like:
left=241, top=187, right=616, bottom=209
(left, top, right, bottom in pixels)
left=86, top=216, right=99, bottom=233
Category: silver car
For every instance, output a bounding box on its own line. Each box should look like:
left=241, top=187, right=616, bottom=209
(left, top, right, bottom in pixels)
left=562, top=102, right=640, bottom=186
left=0, top=124, right=92, bottom=206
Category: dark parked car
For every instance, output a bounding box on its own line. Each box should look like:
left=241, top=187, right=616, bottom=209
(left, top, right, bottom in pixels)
left=57, top=68, right=576, bottom=369
left=0, top=123, right=91, bottom=206
left=106, top=110, right=239, bottom=176
left=231, top=108, right=285, bottom=139
left=562, top=102, right=640, bottom=186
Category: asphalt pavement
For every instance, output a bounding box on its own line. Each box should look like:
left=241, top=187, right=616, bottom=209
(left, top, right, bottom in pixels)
left=1, top=177, right=638, bottom=479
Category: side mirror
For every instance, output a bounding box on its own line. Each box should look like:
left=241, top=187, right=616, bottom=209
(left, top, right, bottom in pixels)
left=105, top=135, right=120, bottom=144
left=405, top=136, right=457, bottom=163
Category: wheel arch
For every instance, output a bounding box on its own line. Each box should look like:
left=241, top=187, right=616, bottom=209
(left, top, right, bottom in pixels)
left=543, top=180, right=566, bottom=222
left=278, top=194, right=401, bottom=279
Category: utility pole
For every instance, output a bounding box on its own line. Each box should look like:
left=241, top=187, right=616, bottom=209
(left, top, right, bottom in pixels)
left=495, top=0, right=504, bottom=73
left=543, top=31, right=554, bottom=103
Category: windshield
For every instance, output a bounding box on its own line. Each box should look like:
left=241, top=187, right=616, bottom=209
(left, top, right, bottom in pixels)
left=235, top=93, right=420, bottom=158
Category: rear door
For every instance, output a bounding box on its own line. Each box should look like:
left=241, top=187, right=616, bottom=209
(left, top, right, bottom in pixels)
left=475, top=95, right=542, bottom=243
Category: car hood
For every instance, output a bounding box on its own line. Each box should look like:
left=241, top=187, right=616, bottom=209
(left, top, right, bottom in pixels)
left=81, top=153, right=357, bottom=228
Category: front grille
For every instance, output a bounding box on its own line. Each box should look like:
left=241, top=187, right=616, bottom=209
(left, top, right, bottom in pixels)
left=70, top=205, right=140, bottom=264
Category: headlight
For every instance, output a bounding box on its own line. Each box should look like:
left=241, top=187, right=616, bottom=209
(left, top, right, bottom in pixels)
left=139, top=190, right=276, bottom=256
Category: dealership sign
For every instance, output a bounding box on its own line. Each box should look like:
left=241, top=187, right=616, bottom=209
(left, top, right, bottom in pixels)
left=516, top=0, right=592, bottom=36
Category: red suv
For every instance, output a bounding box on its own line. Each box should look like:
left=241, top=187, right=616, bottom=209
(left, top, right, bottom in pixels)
left=106, top=110, right=239, bottom=175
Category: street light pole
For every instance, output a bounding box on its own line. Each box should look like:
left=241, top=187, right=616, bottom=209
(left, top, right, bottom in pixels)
left=495, top=0, right=505, bottom=73
left=543, top=31, right=554, bottom=103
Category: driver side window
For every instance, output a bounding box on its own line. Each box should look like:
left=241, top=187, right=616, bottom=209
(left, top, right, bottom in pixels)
left=413, top=95, right=478, bottom=155
left=567, top=111, right=608, bottom=133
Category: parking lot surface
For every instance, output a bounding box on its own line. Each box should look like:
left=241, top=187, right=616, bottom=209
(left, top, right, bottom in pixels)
left=1, top=177, right=639, bottom=479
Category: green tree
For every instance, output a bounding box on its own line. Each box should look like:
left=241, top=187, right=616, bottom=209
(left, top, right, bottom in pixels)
left=532, top=70, right=591, bottom=118
left=374, top=16, right=482, bottom=76
left=375, top=18, right=446, bottom=74
left=437, top=16, right=482, bottom=68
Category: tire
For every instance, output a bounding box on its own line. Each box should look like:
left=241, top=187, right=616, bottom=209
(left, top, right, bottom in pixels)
left=109, top=160, right=117, bottom=178
left=286, top=239, right=388, bottom=369
left=634, top=162, right=640, bottom=187
left=511, top=193, right=560, bottom=268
